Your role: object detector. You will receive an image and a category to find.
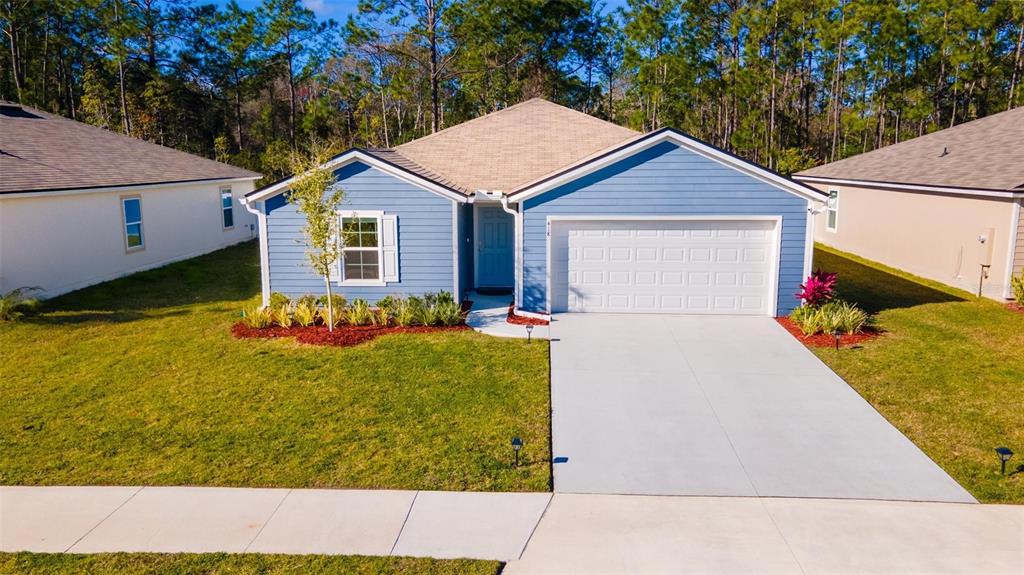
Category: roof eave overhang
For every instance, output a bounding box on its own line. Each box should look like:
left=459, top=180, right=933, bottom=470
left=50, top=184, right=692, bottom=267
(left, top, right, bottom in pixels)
left=793, top=174, right=1023, bottom=199
left=505, top=128, right=828, bottom=204
left=0, top=175, right=262, bottom=199
left=243, top=149, right=468, bottom=204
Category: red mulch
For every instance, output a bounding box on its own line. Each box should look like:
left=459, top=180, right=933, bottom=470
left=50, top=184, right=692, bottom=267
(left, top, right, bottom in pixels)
left=232, top=322, right=469, bottom=347
left=775, top=317, right=881, bottom=348
left=1007, top=302, right=1024, bottom=315
left=506, top=303, right=550, bottom=326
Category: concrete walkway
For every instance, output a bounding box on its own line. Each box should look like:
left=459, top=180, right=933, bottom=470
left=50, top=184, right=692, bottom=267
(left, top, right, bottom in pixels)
left=506, top=494, right=1024, bottom=574
left=3, top=486, right=1021, bottom=573
left=466, top=292, right=549, bottom=339
left=0, top=486, right=551, bottom=561
left=550, top=314, right=975, bottom=503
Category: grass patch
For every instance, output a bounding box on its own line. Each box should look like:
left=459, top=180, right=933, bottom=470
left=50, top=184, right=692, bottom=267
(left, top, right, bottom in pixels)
left=813, top=244, right=1024, bottom=503
left=0, top=552, right=502, bottom=574
left=0, top=241, right=550, bottom=492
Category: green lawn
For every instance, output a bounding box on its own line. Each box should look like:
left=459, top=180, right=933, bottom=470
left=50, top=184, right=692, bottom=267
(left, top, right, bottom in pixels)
left=0, top=241, right=550, bottom=492
left=0, top=553, right=501, bottom=575
left=812, top=245, right=1024, bottom=503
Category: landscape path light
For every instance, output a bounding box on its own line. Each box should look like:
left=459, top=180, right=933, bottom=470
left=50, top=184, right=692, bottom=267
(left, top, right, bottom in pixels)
left=995, top=447, right=1014, bottom=475
left=512, top=437, right=523, bottom=467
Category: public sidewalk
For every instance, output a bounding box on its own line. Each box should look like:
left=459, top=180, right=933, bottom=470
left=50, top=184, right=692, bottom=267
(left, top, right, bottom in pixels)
left=2, top=486, right=1022, bottom=572
left=0, top=486, right=551, bottom=561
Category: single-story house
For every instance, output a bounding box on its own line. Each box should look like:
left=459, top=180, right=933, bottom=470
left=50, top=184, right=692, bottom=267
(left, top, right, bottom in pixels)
left=244, top=98, right=826, bottom=318
left=795, top=106, right=1023, bottom=300
left=0, top=102, right=261, bottom=297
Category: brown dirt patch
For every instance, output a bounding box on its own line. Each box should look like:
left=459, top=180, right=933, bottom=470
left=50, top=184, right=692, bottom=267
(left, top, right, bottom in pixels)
left=1006, top=302, right=1024, bottom=315
left=775, top=316, right=881, bottom=348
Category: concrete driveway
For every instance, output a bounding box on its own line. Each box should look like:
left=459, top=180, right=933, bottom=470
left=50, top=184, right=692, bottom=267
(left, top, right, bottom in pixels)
left=550, top=314, right=974, bottom=503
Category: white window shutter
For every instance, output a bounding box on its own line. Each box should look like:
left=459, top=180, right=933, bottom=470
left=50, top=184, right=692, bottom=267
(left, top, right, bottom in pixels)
left=381, top=214, right=399, bottom=282
left=329, top=212, right=342, bottom=282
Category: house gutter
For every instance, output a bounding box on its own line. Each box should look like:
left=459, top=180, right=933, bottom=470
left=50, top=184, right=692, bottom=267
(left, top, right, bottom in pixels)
left=240, top=196, right=271, bottom=307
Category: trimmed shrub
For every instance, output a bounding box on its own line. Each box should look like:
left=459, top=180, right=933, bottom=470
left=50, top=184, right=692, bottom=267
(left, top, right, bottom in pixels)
left=434, top=300, right=464, bottom=326
left=345, top=298, right=374, bottom=326
left=241, top=305, right=273, bottom=329
left=293, top=300, right=317, bottom=327
left=274, top=303, right=292, bottom=328
left=391, top=297, right=417, bottom=327
left=1013, top=273, right=1024, bottom=306
left=791, top=299, right=869, bottom=336
left=269, top=292, right=291, bottom=309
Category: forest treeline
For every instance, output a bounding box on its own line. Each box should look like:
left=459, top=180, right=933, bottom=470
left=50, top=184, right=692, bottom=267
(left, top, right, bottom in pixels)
left=2, top=0, right=1022, bottom=183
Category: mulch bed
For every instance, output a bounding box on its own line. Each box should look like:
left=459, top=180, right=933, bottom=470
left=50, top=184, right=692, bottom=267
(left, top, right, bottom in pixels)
left=506, top=304, right=549, bottom=326
left=1006, top=302, right=1024, bottom=315
left=232, top=322, right=469, bottom=347
left=775, top=316, right=881, bottom=348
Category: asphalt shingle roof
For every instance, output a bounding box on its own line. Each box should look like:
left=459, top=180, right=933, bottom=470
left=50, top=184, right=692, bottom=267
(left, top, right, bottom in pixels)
left=796, top=105, right=1024, bottom=192
left=0, top=102, right=259, bottom=194
left=385, top=98, right=639, bottom=194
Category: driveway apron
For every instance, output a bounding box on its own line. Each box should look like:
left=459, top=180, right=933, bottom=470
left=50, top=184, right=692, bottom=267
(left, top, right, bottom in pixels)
left=549, top=314, right=974, bottom=503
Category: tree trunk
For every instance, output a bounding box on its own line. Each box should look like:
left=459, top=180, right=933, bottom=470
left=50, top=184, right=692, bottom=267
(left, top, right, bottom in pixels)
left=114, top=0, right=131, bottom=136
left=428, top=0, right=440, bottom=133
left=1009, top=20, right=1024, bottom=110
left=324, top=277, right=335, bottom=332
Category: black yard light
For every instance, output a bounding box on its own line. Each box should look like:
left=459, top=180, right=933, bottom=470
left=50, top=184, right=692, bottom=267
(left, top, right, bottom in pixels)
left=525, top=324, right=534, bottom=343
left=833, top=329, right=842, bottom=350
left=511, top=437, right=523, bottom=467
left=996, top=447, right=1014, bottom=475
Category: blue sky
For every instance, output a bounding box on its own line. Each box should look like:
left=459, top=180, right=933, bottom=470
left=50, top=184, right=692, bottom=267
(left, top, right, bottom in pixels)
left=212, top=0, right=628, bottom=22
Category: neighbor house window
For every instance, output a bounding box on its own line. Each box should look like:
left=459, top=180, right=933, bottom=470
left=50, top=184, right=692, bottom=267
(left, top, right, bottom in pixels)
left=826, top=189, right=839, bottom=232
left=220, top=188, right=234, bottom=229
left=122, top=196, right=144, bottom=250
left=340, top=214, right=381, bottom=281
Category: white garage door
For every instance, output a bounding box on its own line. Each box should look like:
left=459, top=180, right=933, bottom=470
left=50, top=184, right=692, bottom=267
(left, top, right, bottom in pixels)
left=550, top=218, right=778, bottom=315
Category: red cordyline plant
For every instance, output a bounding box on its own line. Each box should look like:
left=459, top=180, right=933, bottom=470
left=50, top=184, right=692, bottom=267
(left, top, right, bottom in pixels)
left=796, top=270, right=837, bottom=307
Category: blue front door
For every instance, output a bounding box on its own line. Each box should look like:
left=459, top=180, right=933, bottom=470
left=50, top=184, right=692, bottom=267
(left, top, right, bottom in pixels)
left=477, top=206, right=514, bottom=287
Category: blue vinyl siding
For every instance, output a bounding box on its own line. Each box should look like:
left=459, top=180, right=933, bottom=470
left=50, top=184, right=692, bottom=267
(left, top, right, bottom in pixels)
left=520, top=141, right=809, bottom=315
left=265, top=161, right=456, bottom=302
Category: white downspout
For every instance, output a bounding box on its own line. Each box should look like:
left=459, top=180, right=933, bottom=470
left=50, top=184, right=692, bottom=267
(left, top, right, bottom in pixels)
left=499, top=194, right=523, bottom=310
left=241, top=197, right=271, bottom=308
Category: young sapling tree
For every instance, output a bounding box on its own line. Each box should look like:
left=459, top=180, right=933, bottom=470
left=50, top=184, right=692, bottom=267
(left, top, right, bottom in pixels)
left=289, top=145, right=344, bottom=331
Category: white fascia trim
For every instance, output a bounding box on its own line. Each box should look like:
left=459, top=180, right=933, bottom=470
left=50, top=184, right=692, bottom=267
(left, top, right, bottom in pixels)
left=499, top=196, right=524, bottom=310
left=510, top=131, right=828, bottom=204
left=246, top=150, right=468, bottom=204
left=240, top=198, right=271, bottom=307
left=452, top=202, right=460, bottom=301
left=794, top=175, right=1024, bottom=200
left=1004, top=199, right=1022, bottom=299
left=804, top=199, right=816, bottom=280
left=0, top=176, right=262, bottom=200
left=544, top=215, right=784, bottom=317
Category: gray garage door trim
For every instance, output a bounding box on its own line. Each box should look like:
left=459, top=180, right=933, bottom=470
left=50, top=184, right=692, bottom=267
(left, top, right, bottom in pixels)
left=546, top=215, right=783, bottom=316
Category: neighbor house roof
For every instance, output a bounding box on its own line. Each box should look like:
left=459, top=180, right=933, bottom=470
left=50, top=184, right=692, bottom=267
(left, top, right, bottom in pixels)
left=0, top=102, right=260, bottom=194
left=795, top=105, right=1024, bottom=193
left=383, top=98, right=640, bottom=194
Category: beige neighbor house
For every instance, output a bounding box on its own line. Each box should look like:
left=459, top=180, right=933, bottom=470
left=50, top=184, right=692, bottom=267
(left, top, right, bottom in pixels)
left=0, top=102, right=261, bottom=297
left=794, top=106, right=1024, bottom=301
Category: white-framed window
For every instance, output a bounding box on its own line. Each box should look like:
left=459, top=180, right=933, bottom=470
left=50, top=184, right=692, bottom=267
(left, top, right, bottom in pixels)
left=826, top=189, right=839, bottom=232
left=340, top=212, right=383, bottom=283
left=121, top=195, right=144, bottom=251
left=220, top=187, right=234, bottom=229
